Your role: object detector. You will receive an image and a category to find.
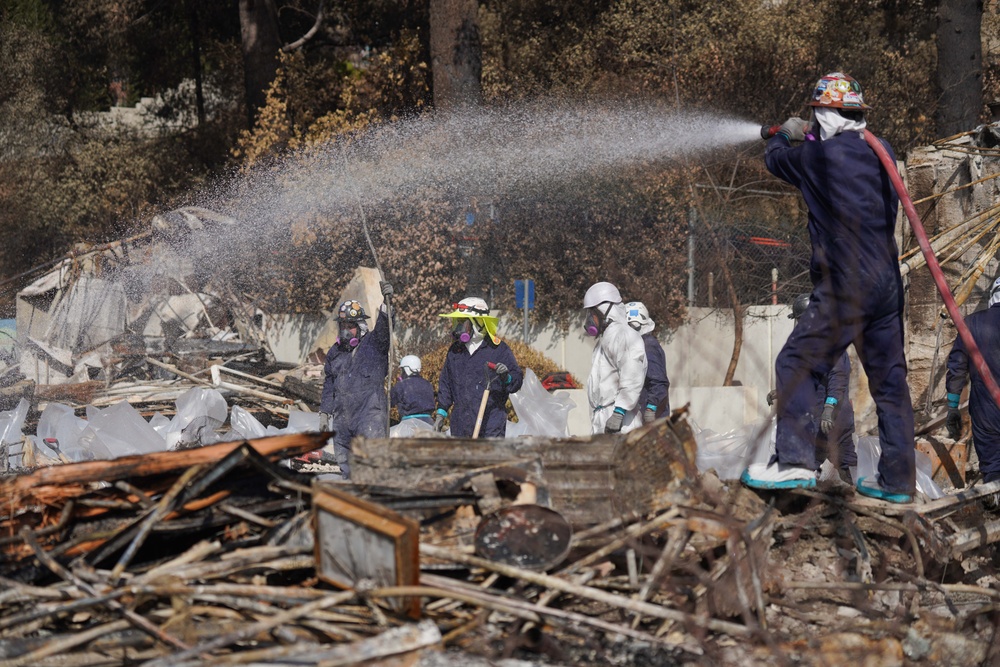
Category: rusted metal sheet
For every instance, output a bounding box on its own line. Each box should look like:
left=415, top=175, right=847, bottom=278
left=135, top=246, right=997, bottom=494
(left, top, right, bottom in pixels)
left=915, top=436, right=968, bottom=488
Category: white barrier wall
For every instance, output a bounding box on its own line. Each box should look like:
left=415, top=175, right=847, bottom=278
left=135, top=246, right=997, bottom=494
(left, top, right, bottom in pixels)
left=267, top=301, right=796, bottom=437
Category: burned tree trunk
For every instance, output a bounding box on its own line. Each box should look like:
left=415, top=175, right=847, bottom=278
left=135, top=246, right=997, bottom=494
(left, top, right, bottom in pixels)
left=239, top=0, right=282, bottom=127
left=429, top=0, right=482, bottom=109
left=936, top=0, right=983, bottom=136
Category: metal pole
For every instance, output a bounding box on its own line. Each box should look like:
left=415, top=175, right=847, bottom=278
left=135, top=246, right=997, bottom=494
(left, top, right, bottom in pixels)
left=687, top=208, right=696, bottom=306
left=523, top=281, right=529, bottom=344
left=771, top=267, right=778, bottom=305
left=342, top=153, right=393, bottom=436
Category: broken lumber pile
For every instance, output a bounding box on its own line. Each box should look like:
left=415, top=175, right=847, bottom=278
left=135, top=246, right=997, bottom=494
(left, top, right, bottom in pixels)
left=3, top=417, right=1000, bottom=665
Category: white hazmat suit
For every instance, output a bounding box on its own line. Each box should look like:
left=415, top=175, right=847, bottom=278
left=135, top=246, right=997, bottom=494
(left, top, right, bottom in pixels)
left=587, top=302, right=648, bottom=434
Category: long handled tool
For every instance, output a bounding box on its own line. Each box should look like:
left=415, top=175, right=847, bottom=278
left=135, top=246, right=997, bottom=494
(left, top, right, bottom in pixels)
left=343, top=154, right=395, bottom=435
left=863, top=130, right=1000, bottom=411
left=472, top=363, right=500, bottom=438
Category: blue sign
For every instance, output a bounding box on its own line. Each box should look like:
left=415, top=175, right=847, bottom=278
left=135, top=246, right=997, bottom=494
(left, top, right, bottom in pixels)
left=515, top=279, right=535, bottom=310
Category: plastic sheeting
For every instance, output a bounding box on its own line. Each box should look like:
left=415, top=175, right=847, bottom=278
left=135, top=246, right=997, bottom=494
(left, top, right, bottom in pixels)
left=856, top=435, right=944, bottom=500
left=35, top=402, right=90, bottom=462
left=229, top=405, right=267, bottom=440
left=83, top=402, right=167, bottom=457
left=508, top=369, right=576, bottom=438
left=390, top=418, right=436, bottom=438
left=0, top=399, right=31, bottom=466
left=694, top=420, right=775, bottom=481
left=166, top=387, right=228, bottom=447
left=286, top=410, right=321, bottom=434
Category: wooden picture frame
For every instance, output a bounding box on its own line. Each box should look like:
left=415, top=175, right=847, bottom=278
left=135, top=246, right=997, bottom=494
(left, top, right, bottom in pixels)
left=312, top=482, right=421, bottom=619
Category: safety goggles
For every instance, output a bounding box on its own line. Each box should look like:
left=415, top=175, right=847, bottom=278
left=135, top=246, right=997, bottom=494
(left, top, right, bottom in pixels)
left=451, top=302, right=489, bottom=315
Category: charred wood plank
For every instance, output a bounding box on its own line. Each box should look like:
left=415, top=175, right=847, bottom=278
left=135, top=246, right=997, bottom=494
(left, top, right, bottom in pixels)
left=0, top=433, right=324, bottom=505
left=282, top=375, right=323, bottom=407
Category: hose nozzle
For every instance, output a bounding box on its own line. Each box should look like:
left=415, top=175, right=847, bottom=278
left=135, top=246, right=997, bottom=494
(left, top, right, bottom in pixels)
left=761, top=124, right=781, bottom=140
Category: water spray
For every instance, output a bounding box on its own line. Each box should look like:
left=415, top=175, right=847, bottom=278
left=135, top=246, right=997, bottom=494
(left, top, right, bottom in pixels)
left=861, top=130, right=1000, bottom=410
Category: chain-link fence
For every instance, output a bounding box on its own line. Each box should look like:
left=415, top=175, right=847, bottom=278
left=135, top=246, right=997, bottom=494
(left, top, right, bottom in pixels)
left=687, top=211, right=813, bottom=310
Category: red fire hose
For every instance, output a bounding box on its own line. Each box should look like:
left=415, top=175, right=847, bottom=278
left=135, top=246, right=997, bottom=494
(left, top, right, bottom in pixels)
left=863, top=129, right=1000, bottom=410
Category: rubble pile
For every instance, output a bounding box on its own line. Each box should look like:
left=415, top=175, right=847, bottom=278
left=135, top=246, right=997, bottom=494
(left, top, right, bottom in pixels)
left=2, top=415, right=1000, bottom=666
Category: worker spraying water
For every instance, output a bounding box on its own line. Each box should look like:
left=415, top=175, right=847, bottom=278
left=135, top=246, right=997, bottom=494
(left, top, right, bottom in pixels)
left=746, top=72, right=1000, bottom=503
left=742, top=72, right=916, bottom=503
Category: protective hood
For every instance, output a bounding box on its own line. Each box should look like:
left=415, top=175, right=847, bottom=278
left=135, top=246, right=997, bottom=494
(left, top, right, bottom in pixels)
left=990, top=277, right=1000, bottom=307
left=635, top=317, right=655, bottom=336
left=603, top=302, right=629, bottom=327
left=815, top=107, right=866, bottom=141
left=439, top=311, right=501, bottom=345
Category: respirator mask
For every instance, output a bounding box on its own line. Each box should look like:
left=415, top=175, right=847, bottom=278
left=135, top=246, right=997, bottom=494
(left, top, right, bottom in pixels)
left=452, top=319, right=474, bottom=343
left=338, top=322, right=361, bottom=348
left=584, top=304, right=610, bottom=337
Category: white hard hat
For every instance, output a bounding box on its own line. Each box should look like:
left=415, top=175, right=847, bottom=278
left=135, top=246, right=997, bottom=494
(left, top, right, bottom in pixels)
left=624, top=301, right=650, bottom=327
left=453, top=297, right=490, bottom=316
left=583, top=282, right=622, bottom=309
left=400, top=355, right=421, bottom=375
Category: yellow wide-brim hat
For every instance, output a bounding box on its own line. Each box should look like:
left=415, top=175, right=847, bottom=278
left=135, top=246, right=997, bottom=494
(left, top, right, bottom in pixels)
left=440, top=299, right=501, bottom=345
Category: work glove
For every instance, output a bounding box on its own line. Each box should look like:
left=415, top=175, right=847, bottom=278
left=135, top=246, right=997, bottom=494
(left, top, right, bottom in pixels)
left=947, top=407, right=962, bottom=440
left=766, top=390, right=778, bottom=407
left=643, top=403, right=657, bottom=424
left=777, top=117, right=809, bottom=142
left=493, top=362, right=509, bottom=382
left=319, top=412, right=332, bottom=432
left=434, top=409, right=448, bottom=432
left=605, top=407, right=625, bottom=434
left=380, top=282, right=394, bottom=298
left=819, top=403, right=836, bottom=435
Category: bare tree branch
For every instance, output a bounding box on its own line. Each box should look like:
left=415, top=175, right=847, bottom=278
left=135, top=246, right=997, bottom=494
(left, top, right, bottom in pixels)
left=282, top=1, right=325, bottom=53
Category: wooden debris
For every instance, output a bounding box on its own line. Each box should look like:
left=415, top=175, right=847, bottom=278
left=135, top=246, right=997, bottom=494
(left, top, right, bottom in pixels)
left=312, top=482, right=421, bottom=619
left=2, top=409, right=1000, bottom=665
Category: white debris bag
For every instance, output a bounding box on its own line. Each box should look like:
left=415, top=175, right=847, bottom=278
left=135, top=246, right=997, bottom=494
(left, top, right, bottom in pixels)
left=167, top=387, right=228, bottom=447
left=35, top=402, right=91, bottom=462
left=856, top=435, right=943, bottom=500
left=390, top=417, right=437, bottom=438
left=229, top=405, right=268, bottom=440
left=695, top=420, right=775, bottom=481
left=0, top=398, right=31, bottom=466
left=286, top=410, right=321, bottom=434
left=509, top=369, right=576, bottom=438
left=83, top=402, right=167, bottom=457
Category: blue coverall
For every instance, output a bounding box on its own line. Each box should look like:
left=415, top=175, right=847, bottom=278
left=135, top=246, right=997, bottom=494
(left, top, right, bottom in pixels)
left=815, top=352, right=857, bottom=470
left=437, top=340, right=523, bottom=438
left=640, top=333, right=670, bottom=415
left=320, top=309, right=390, bottom=478
left=391, top=375, right=436, bottom=424
left=946, top=304, right=1000, bottom=482
left=766, top=129, right=915, bottom=495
